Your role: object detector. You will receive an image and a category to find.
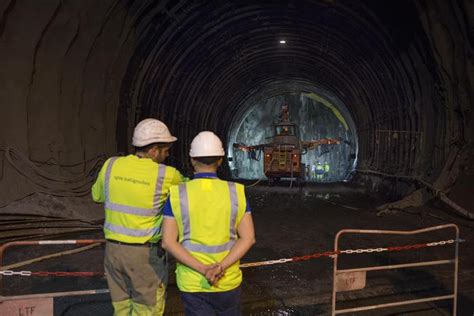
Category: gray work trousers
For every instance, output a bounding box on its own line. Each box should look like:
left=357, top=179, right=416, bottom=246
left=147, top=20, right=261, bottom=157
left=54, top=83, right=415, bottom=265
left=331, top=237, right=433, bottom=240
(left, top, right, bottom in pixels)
left=104, top=241, right=168, bottom=315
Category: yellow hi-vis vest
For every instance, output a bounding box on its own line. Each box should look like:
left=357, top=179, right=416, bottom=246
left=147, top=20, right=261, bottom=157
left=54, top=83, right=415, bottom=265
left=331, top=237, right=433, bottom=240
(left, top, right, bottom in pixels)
left=324, top=163, right=330, bottom=172
left=169, top=178, right=247, bottom=292
left=92, top=155, right=184, bottom=244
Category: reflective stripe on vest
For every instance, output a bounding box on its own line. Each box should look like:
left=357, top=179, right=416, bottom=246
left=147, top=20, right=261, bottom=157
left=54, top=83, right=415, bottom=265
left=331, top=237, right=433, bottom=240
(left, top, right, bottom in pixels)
left=104, top=157, right=118, bottom=203
left=104, top=157, right=166, bottom=237
left=178, top=182, right=238, bottom=253
left=104, top=222, right=160, bottom=237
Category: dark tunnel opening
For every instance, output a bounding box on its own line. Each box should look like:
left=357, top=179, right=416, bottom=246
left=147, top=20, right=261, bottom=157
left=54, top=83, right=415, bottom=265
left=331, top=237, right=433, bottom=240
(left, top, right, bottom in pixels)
left=114, top=0, right=453, bottom=187
left=0, top=0, right=468, bottom=222
left=0, top=0, right=473, bottom=314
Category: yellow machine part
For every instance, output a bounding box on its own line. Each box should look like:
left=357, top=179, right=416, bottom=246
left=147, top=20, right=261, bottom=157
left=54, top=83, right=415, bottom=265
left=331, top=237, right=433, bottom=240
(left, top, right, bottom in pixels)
left=302, top=92, right=349, bottom=131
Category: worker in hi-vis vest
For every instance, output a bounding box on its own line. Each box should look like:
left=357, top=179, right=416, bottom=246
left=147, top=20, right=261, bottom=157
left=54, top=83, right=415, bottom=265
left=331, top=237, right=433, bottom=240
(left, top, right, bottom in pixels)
left=162, top=131, right=256, bottom=316
left=92, top=118, right=187, bottom=316
left=323, top=161, right=330, bottom=181
left=316, top=161, right=324, bottom=182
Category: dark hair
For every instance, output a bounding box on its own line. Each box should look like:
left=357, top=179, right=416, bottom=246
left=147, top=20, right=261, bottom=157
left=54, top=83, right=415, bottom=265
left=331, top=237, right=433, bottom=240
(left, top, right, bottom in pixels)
left=135, top=142, right=170, bottom=153
left=193, top=156, right=222, bottom=165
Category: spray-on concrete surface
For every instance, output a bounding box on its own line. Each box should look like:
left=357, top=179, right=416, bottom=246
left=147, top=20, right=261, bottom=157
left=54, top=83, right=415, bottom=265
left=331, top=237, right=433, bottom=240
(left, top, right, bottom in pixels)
left=229, top=94, right=356, bottom=181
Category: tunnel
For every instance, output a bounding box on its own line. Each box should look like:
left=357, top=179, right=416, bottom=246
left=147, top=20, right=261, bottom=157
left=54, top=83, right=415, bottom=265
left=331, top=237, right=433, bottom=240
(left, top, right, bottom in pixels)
left=0, top=0, right=473, bottom=315
left=227, top=89, right=357, bottom=181
left=1, top=0, right=472, bottom=201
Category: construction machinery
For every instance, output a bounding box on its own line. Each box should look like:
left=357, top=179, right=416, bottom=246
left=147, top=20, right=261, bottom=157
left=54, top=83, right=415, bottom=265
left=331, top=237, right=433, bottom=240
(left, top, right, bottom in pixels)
left=233, top=103, right=341, bottom=185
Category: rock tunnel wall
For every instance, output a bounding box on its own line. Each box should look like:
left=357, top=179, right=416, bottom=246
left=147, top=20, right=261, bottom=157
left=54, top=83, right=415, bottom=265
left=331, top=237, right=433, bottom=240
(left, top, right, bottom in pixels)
left=0, top=0, right=472, bottom=212
left=229, top=93, right=355, bottom=181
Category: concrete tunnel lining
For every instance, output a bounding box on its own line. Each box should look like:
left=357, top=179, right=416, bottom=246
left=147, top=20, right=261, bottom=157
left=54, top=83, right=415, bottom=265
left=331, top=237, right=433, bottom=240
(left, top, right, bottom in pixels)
left=0, top=0, right=472, bottom=214
left=117, top=0, right=458, bottom=186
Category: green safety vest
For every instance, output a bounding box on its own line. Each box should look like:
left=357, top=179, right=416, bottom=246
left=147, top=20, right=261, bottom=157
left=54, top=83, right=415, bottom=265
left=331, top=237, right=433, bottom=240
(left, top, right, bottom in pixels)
left=92, top=155, right=184, bottom=244
left=169, top=178, right=247, bottom=292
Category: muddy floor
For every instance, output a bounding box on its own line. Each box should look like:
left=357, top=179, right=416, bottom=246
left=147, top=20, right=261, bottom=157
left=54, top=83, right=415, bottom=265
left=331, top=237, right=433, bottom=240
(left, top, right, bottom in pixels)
left=1, top=183, right=474, bottom=315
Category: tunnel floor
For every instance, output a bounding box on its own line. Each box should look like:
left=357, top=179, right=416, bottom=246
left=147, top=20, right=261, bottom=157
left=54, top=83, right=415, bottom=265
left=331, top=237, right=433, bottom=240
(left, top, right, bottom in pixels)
left=2, top=184, right=474, bottom=315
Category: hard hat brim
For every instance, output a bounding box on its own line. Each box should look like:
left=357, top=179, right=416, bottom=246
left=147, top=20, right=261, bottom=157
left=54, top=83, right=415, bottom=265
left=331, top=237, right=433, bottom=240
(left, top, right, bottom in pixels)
left=132, top=136, right=178, bottom=147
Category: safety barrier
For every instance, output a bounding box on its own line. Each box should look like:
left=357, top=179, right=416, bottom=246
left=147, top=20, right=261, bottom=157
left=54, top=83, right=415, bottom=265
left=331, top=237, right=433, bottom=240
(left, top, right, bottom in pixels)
left=0, top=239, right=106, bottom=313
left=0, top=239, right=105, bottom=268
left=331, top=224, right=459, bottom=315
left=0, top=226, right=461, bottom=314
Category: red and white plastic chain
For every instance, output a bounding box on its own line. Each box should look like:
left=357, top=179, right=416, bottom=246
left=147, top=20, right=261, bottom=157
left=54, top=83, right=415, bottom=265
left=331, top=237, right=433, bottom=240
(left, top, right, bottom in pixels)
left=240, top=239, right=460, bottom=268
left=0, top=239, right=462, bottom=274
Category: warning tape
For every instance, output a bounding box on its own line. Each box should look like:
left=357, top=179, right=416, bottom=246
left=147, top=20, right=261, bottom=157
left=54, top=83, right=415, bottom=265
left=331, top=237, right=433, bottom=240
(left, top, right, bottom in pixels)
left=0, top=239, right=463, bottom=275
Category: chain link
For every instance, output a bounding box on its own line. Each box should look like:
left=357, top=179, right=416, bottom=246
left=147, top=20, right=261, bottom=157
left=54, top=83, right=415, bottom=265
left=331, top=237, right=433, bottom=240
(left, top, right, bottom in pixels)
left=241, top=238, right=458, bottom=268
left=0, top=270, right=32, bottom=276
left=240, top=258, right=292, bottom=268
left=2, top=239, right=460, bottom=274
left=0, top=270, right=13, bottom=276
left=291, top=250, right=339, bottom=262
left=339, top=239, right=458, bottom=256
left=0, top=270, right=103, bottom=277
left=427, top=239, right=455, bottom=247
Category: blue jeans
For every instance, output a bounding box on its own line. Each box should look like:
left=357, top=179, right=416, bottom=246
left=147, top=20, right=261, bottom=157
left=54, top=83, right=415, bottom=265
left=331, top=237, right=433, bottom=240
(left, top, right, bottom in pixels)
left=180, top=286, right=241, bottom=316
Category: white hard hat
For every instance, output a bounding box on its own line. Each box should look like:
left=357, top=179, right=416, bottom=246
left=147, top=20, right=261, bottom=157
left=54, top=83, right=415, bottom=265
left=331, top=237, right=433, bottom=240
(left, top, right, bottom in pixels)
left=132, top=118, right=177, bottom=147
left=189, top=131, right=225, bottom=157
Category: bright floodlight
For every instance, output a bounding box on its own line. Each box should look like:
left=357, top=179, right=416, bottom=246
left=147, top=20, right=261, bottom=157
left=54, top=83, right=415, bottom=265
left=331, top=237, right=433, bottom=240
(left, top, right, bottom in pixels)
left=279, top=40, right=286, bottom=44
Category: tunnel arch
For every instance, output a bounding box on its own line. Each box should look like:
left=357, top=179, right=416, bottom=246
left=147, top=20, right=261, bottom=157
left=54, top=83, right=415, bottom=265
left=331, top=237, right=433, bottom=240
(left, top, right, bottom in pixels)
left=0, top=0, right=471, bottom=213
left=118, top=0, right=448, bottom=182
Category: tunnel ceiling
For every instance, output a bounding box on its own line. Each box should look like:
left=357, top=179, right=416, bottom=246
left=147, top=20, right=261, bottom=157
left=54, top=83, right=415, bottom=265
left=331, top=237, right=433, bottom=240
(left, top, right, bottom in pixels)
left=0, top=0, right=472, bottom=207
left=120, top=0, right=470, bottom=180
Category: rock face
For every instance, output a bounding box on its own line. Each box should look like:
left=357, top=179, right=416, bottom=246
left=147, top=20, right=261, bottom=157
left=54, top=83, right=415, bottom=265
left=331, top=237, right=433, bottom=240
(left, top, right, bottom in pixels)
left=230, top=93, right=355, bottom=181
left=0, top=1, right=472, bottom=215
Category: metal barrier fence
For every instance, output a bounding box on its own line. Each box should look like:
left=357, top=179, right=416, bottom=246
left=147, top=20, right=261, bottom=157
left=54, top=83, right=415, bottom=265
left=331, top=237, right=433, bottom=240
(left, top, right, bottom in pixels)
left=331, top=224, right=459, bottom=315
left=0, top=225, right=461, bottom=315
left=0, top=239, right=105, bottom=267
left=0, top=239, right=106, bottom=314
